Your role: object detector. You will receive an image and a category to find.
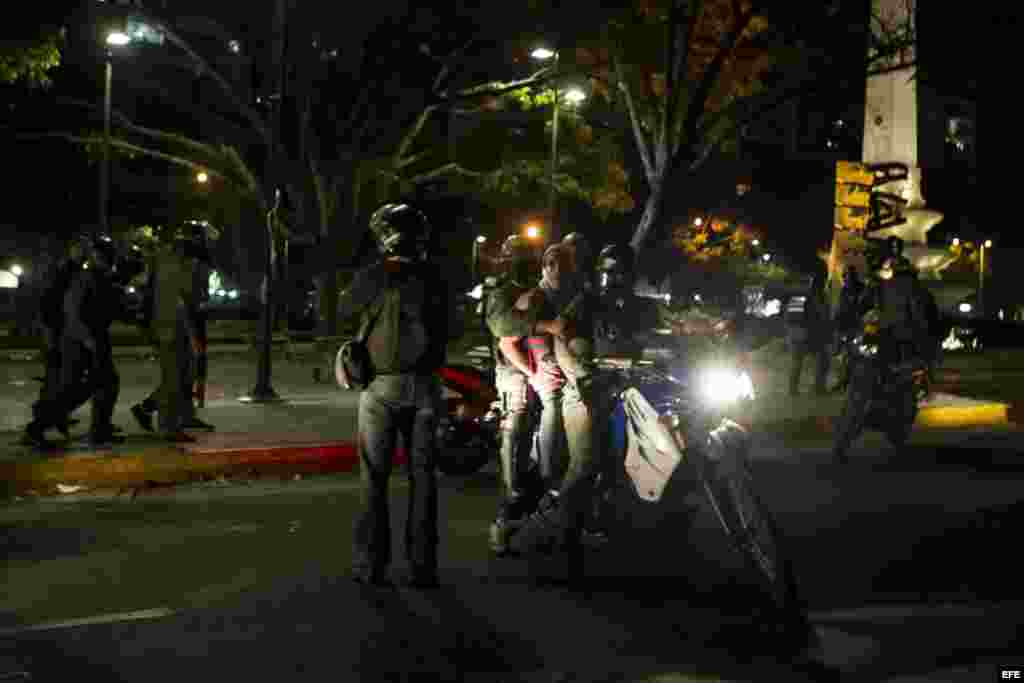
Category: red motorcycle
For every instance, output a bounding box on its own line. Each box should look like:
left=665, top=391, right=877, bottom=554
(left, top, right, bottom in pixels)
left=435, top=361, right=502, bottom=475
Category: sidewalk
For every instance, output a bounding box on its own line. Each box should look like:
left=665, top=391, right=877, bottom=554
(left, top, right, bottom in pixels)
left=1, top=345, right=1016, bottom=499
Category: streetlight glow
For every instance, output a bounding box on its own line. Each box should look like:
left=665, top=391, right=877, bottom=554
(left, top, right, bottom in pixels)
left=10, top=265, right=23, bottom=277
left=762, top=253, right=772, bottom=262
left=531, top=47, right=556, bottom=60
left=106, top=32, right=131, bottom=47
left=196, top=171, right=209, bottom=183
left=563, top=87, right=586, bottom=105
left=751, top=239, right=760, bottom=247
left=476, top=235, right=487, bottom=244
left=952, top=237, right=960, bottom=247
left=985, top=239, right=993, bottom=249
left=694, top=217, right=703, bottom=227
left=525, top=224, right=541, bottom=240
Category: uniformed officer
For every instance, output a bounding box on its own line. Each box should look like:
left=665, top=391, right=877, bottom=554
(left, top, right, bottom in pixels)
left=486, top=235, right=567, bottom=555
left=130, top=236, right=214, bottom=442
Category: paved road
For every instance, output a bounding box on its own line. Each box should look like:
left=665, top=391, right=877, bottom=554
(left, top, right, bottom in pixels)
left=2, top=427, right=1022, bottom=681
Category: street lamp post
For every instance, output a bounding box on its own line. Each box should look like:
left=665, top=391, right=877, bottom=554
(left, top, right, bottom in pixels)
left=100, top=32, right=130, bottom=238
left=471, top=235, right=486, bottom=285
left=979, top=239, right=993, bottom=317
left=531, top=47, right=561, bottom=242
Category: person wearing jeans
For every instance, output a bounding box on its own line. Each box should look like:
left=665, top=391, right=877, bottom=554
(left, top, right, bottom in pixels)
left=354, top=374, right=441, bottom=584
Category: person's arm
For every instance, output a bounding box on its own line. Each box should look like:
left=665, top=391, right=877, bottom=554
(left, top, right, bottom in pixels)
left=498, top=336, right=533, bottom=376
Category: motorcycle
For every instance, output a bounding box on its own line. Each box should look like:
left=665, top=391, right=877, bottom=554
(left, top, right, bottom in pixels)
left=835, top=315, right=933, bottom=454
left=435, top=355, right=502, bottom=476
left=589, top=350, right=805, bottom=626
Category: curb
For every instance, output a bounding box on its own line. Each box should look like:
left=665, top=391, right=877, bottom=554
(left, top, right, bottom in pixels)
left=1, top=441, right=408, bottom=498
left=760, top=399, right=1012, bottom=438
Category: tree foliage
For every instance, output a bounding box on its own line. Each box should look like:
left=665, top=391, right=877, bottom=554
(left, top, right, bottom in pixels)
left=0, top=27, right=63, bottom=87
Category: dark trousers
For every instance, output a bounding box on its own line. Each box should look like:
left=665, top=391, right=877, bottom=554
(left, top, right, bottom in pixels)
left=354, top=373, right=441, bottom=577
left=141, top=323, right=194, bottom=432
left=46, top=337, right=119, bottom=434
left=789, top=342, right=830, bottom=395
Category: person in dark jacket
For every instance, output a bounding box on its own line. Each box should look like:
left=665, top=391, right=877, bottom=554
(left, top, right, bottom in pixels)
left=833, top=266, right=866, bottom=392
left=36, top=236, right=126, bottom=447
left=789, top=273, right=831, bottom=396
left=340, top=202, right=453, bottom=590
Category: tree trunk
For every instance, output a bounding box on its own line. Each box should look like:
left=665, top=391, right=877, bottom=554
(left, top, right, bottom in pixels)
left=630, top=178, right=665, bottom=255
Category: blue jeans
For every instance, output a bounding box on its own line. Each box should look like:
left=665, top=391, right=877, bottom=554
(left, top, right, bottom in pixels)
left=353, top=373, right=441, bottom=577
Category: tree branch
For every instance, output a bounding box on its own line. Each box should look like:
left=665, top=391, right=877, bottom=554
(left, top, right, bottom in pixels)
left=613, top=52, right=655, bottom=184
left=128, top=8, right=271, bottom=143
left=680, top=6, right=757, bottom=159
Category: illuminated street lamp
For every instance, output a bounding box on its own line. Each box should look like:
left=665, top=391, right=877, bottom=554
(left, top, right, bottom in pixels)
left=751, top=239, right=760, bottom=247
left=525, top=224, right=541, bottom=240
left=99, top=31, right=132, bottom=238
left=694, top=217, right=704, bottom=227
left=952, top=237, right=960, bottom=247
left=196, top=171, right=210, bottom=184
left=10, top=264, right=23, bottom=277
left=762, top=253, right=772, bottom=263
left=530, top=47, right=556, bottom=60
left=531, top=46, right=569, bottom=241
left=564, top=87, right=586, bottom=106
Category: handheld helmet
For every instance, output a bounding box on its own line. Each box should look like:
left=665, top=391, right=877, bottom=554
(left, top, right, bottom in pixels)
left=541, top=243, right=570, bottom=290
left=596, top=243, right=636, bottom=295
left=499, top=234, right=536, bottom=285
left=562, top=231, right=593, bottom=273
left=368, top=203, right=432, bottom=259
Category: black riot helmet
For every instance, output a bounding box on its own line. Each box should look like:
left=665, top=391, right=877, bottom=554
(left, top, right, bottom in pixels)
left=596, top=243, right=636, bottom=296
left=562, top=231, right=594, bottom=287
left=499, top=234, right=536, bottom=286
left=89, top=234, right=119, bottom=271
left=368, top=202, right=432, bottom=260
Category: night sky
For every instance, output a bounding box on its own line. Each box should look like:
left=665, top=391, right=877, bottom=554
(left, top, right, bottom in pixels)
left=1, top=1, right=979, bottom=280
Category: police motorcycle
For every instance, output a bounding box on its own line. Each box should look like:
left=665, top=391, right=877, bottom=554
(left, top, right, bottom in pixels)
left=836, top=310, right=929, bottom=452
left=579, top=326, right=806, bottom=628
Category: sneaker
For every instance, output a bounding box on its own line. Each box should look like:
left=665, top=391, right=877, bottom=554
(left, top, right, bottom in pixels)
left=131, top=404, right=155, bottom=433
left=489, top=517, right=522, bottom=556
left=181, top=417, right=215, bottom=431
left=20, top=423, right=53, bottom=450
left=405, top=570, right=441, bottom=590
left=160, top=431, right=196, bottom=443
left=89, top=430, right=127, bottom=446
left=351, top=568, right=394, bottom=588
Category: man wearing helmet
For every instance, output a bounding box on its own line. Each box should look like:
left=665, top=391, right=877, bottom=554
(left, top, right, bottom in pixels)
left=28, top=235, right=126, bottom=447
left=485, top=235, right=569, bottom=555
left=339, top=202, right=451, bottom=589
left=509, top=241, right=661, bottom=581
left=131, top=234, right=215, bottom=443
left=833, top=238, right=933, bottom=463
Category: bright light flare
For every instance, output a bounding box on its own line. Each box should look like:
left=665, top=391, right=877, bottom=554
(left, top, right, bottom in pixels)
left=476, top=235, right=488, bottom=244
left=106, top=32, right=131, bottom=46
left=563, top=87, right=586, bottom=105
left=196, top=171, right=209, bottom=183
left=699, top=368, right=755, bottom=404
left=531, top=47, right=556, bottom=60
left=525, top=224, right=541, bottom=240
left=10, top=265, right=23, bottom=277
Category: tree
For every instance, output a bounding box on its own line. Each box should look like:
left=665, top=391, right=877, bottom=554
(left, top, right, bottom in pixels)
left=543, top=0, right=915, bottom=267
left=0, top=24, right=63, bottom=87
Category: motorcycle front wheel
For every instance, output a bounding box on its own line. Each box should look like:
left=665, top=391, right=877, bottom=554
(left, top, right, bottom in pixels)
left=703, top=470, right=806, bottom=632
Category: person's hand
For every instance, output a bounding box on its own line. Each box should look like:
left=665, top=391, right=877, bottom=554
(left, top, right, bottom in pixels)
left=541, top=316, right=573, bottom=339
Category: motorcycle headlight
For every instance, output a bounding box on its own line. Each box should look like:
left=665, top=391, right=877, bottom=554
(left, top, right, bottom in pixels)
left=852, top=334, right=879, bottom=357
left=698, top=368, right=756, bottom=404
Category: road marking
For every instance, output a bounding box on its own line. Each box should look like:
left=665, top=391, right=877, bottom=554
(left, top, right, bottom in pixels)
left=0, top=607, right=175, bottom=636
left=809, top=600, right=1020, bottom=624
